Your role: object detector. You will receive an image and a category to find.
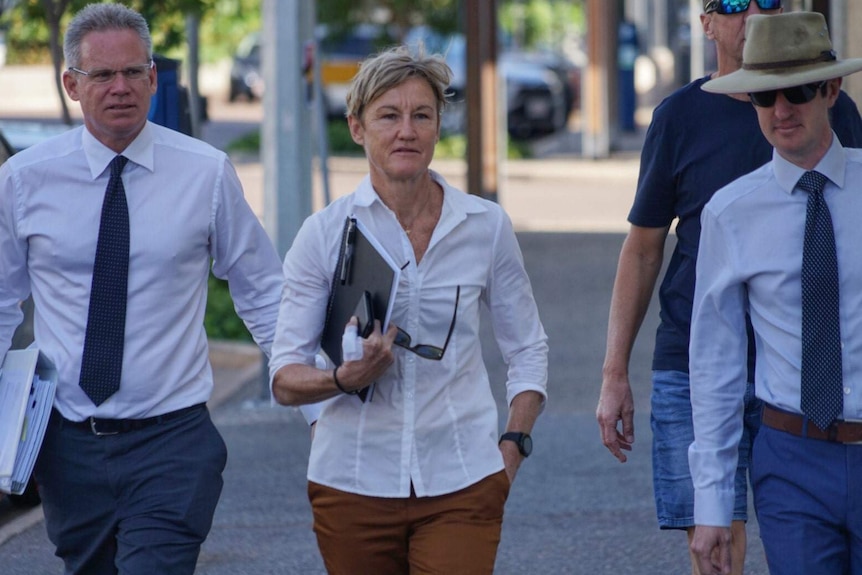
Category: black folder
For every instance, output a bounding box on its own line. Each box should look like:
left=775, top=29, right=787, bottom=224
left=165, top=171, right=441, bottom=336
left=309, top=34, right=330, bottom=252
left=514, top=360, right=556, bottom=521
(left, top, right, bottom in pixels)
left=320, top=216, right=400, bottom=400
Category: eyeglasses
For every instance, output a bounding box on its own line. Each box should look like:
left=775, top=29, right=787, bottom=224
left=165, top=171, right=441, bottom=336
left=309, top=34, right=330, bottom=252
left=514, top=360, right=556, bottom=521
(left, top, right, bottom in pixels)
left=748, top=81, right=826, bottom=107
left=394, top=286, right=459, bottom=360
left=705, top=0, right=781, bottom=14
left=68, top=60, right=154, bottom=84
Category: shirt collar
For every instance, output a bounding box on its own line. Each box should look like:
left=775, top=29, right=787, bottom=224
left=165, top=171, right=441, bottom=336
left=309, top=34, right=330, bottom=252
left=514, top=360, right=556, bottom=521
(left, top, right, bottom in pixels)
left=772, top=131, right=847, bottom=194
left=81, top=121, right=155, bottom=179
left=352, top=169, right=488, bottom=215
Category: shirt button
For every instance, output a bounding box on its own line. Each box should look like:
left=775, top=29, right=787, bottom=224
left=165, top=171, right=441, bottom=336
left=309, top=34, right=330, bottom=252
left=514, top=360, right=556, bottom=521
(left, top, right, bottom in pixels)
left=845, top=387, right=851, bottom=395
left=407, top=391, right=414, bottom=400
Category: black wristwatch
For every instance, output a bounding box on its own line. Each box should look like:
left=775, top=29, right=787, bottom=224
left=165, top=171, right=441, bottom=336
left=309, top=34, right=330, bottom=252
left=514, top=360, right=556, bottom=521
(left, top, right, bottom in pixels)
left=499, top=432, right=532, bottom=458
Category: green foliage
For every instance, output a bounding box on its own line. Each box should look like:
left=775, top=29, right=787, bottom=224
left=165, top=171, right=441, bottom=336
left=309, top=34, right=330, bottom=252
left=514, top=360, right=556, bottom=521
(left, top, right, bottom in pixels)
left=315, top=0, right=459, bottom=39
left=225, top=121, right=531, bottom=160
left=499, top=0, right=584, bottom=50
left=205, top=274, right=253, bottom=342
left=326, top=120, right=362, bottom=155
left=2, top=0, right=261, bottom=64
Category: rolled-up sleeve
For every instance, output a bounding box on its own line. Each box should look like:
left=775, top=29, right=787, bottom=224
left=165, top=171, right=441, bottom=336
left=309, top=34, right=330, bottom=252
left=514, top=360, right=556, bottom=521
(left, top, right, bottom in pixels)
left=486, top=211, right=549, bottom=406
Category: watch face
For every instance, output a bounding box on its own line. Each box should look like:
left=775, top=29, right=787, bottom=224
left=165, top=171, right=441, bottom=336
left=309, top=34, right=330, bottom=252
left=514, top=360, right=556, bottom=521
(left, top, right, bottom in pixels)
left=521, top=434, right=533, bottom=456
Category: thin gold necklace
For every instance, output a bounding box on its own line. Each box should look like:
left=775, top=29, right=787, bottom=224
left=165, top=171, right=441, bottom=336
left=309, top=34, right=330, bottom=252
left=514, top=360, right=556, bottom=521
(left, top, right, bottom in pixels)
left=397, top=189, right=433, bottom=236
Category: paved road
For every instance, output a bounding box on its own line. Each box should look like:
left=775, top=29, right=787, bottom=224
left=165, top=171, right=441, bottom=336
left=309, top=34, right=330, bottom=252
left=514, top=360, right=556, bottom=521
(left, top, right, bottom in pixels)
left=0, top=65, right=771, bottom=573
left=0, top=232, right=770, bottom=574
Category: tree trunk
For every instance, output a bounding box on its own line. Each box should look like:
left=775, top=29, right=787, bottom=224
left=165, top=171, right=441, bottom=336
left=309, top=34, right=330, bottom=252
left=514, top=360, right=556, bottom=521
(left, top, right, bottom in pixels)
left=40, top=0, right=73, bottom=125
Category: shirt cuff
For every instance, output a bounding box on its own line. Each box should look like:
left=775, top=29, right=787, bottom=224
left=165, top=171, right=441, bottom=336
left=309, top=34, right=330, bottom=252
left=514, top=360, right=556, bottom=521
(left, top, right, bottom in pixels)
left=693, top=486, right=735, bottom=527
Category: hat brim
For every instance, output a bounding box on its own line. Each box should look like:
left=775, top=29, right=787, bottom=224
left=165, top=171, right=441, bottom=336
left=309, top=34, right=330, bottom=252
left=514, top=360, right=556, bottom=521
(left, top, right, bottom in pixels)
left=702, top=59, right=862, bottom=94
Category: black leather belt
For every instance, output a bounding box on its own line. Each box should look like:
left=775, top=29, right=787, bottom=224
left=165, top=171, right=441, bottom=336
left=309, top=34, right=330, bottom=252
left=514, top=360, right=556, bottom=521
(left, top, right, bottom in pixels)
left=59, top=403, right=206, bottom=436
left=762, top=404, right=862, bottom=443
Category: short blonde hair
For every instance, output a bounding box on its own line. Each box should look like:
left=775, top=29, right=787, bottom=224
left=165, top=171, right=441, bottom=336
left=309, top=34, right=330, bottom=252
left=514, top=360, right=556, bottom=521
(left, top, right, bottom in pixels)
left=345, top=44, right=452, bottom=120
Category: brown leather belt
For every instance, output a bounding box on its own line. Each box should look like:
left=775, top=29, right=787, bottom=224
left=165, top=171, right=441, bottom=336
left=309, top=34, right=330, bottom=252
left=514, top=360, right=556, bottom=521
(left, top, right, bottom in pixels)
left=762, top=404, right=862, bottom=443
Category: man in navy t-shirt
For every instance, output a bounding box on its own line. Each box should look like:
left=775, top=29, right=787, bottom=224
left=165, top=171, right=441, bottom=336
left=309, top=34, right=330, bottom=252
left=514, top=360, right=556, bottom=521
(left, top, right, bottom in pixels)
left=596, top=1, right=862, bottom=573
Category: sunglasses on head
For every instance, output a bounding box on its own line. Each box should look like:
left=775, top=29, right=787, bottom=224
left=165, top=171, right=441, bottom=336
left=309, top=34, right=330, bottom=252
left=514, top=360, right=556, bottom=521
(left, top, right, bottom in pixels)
left=705, top=0, right=781, bottom=14
left=748, top=81, right=827, bottom=107
left=394, top=286, right=459, bottom=361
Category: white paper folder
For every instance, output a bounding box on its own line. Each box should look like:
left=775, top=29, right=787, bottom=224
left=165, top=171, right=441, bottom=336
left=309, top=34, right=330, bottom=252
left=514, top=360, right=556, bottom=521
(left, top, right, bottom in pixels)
left=0, top=349, right=57, bottom=495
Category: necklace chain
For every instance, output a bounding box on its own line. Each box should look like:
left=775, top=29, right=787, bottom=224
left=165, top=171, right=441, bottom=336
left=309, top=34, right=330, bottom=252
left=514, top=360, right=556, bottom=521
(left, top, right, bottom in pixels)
left=397, top=190, right=433, bottom=236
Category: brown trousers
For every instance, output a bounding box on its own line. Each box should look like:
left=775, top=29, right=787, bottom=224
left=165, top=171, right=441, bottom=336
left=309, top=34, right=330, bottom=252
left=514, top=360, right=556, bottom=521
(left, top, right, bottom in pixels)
left=308, top=470, right=511, bottom=575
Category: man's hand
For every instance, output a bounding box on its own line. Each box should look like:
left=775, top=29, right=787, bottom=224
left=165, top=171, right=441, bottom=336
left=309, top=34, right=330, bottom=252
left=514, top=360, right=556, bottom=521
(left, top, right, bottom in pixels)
left=690, top=525, right=732, bottom=575
left=596, top=375, right=635, bottom=462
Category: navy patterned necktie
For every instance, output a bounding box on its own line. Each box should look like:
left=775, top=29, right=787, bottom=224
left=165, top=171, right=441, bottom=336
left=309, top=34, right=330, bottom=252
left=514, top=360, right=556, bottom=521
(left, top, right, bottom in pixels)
left=79, top=155, right=130, bottom=406
left=799, top=170, right=843, bottom=430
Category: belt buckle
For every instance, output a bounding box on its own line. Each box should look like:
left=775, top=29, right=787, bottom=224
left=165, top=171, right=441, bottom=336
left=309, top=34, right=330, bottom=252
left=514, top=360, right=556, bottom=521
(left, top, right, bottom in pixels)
left=89, top=417, right=119, bottom=436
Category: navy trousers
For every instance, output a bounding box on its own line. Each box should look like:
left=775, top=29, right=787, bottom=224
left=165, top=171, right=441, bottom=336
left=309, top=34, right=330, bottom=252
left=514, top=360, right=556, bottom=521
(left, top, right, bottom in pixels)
left=753, top=424, right=862, bottom=574
left=34, top=405, right=227, bottom=575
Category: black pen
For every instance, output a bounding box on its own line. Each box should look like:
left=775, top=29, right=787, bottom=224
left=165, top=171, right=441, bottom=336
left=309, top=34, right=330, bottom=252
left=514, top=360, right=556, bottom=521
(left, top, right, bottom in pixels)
left=339, top=218, right=357, bottom=285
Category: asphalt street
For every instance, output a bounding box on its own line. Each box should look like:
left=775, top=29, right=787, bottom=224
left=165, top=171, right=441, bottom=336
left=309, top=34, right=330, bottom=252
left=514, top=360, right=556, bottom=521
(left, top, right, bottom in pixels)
left=0, top=64, right=771, bottom=573
left=0, top=232, right=770, bottom=575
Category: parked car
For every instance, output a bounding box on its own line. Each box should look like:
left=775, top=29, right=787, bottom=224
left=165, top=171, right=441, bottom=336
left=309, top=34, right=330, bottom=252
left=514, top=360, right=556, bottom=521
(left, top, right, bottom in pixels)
left=0, top=120, right=76, bottom=153
left=227, top=25, right=394, bottom=116
left=228, top=31, right=263, bottom=102
left=405, top=28, right=569, bottom=140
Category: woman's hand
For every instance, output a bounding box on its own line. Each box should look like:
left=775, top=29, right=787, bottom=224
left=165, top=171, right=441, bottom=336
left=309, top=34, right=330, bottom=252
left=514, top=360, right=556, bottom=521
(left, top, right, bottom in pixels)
left=334, top=319, right=398, bottom=393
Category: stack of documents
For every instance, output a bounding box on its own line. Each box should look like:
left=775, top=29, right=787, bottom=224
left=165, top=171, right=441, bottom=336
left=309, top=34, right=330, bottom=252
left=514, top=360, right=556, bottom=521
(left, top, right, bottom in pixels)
left=0, top=349, right=57, bottom=495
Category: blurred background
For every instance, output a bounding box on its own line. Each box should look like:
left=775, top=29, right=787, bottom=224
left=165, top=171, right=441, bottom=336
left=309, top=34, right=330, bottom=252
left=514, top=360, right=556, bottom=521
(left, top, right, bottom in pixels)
left=1, top=0, right=859, bottom=156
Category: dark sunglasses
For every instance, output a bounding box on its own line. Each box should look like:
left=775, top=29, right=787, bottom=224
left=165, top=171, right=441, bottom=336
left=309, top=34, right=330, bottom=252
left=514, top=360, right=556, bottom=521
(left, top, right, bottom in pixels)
left=705, top=0, right=781, bottom=14
left=748, top=81, right=826, bottom=107
left=394, top=286, right=459, bottom=360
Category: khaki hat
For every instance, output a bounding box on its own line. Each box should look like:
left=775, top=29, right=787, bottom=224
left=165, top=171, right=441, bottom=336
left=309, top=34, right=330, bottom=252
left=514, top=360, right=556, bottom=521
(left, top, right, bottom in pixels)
left=703, top=12, right=862, bottom=94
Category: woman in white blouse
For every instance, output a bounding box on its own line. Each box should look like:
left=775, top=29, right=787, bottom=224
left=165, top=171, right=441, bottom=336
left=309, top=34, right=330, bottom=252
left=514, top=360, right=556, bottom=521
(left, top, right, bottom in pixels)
left=269, top=44, right=548, bottom=575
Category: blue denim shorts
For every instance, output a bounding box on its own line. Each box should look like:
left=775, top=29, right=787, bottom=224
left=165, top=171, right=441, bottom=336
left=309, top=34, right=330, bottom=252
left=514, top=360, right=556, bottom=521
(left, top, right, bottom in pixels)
left=650, top=370, right=761, bottom=530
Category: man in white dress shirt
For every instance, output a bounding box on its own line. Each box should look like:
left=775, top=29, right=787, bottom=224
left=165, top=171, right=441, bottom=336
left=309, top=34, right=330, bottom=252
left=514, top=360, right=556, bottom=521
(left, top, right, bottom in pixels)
left=688, top=12, right=862, bottom=575
left=0, top=4, right=282, bottom=574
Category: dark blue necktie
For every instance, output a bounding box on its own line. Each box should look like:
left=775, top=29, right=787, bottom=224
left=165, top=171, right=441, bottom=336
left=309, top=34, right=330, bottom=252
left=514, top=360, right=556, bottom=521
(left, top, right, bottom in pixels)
left=799, top=170, right=843, bottom=430
left=79, top=155, right=130, bottom=406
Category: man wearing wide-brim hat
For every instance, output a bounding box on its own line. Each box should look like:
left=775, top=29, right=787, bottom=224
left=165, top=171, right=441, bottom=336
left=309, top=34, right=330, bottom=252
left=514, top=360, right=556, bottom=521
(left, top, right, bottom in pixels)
left=688, top=11, right=862, bottom=575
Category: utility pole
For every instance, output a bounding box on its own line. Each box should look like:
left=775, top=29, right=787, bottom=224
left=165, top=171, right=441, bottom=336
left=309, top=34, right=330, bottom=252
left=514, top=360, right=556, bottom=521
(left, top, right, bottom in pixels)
left=262, top=0, right=314, bottom=258
left=465, top=0, right=499, bottom=201
left=582, top=0, right=618, bottom=159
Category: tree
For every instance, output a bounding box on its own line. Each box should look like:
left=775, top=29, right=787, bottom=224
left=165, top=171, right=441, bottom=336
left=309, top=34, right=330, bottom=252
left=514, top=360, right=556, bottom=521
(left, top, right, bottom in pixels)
left=316, top=0, right=459, bottom=39
left=39, top=0, right=75, bottom=123
left=7, top=0, right=223, bottom=126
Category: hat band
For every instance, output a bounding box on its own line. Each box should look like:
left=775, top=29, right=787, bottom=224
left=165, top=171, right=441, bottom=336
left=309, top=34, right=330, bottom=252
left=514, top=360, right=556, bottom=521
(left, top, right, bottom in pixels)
left=743, top=49, right=836, bottom=71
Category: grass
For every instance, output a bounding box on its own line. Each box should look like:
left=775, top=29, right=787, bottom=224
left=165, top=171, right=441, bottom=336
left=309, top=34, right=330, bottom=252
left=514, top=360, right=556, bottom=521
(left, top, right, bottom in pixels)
left=205, top=274, right=253, bottom=342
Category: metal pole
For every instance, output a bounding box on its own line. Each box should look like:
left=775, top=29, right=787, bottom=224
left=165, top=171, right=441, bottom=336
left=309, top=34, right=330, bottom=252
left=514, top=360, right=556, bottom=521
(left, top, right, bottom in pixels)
left=260, top=0, right=314, bottom=399
left=262, top=0, right=313, bottom=258
left=310, top=3, right=332, bottom=207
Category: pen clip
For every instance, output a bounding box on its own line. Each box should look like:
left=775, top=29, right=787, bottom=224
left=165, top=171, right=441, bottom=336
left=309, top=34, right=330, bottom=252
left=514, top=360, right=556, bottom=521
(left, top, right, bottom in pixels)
left=339, top=217, right=357, bottom=285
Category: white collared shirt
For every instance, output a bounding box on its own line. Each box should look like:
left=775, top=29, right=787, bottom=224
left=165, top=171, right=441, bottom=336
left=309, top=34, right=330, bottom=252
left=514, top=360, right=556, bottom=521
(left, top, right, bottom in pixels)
left=269, top=171, right=548, bottom=498
left=689, top=135, right=862, bottom=526
left=0, top=122, right=283, bottom=421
